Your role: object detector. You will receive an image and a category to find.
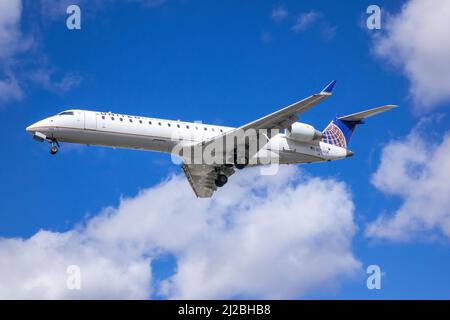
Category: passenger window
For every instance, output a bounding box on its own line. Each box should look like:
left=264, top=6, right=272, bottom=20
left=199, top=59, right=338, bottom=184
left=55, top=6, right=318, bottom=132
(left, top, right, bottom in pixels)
left=111, top=117, right=115, bottom=121
left=102, top=116, right=105, bottom=120
left=139, top=120, right=142, bottom=124
left=168, top=123, right=171, bottom=127
left=120, top=118, right=123, bottom=121
left=158, top=122, right=161, bottom=126
left=177, top=124, right=180, bottom=128
left=186, top=125, right=189, bottom=129
left=220, top=129, right=223, bottom=133
left=129, top=119, right=133, bottom=123
left=204, top=127, right=207, bottom=131
left=149, top=121, right=152, bottom=125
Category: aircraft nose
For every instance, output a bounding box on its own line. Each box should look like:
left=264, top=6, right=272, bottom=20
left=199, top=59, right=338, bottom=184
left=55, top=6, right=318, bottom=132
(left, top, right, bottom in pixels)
left=346, top=150, right=354, bottom=157
left=26, top=123, right=37, bottom=133
left=26, top=118, right=50, bottom=133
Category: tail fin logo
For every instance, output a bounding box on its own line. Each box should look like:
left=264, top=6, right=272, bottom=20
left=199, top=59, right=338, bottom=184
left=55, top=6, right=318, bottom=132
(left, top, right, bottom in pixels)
left=321, top=122, right=347, bottom=149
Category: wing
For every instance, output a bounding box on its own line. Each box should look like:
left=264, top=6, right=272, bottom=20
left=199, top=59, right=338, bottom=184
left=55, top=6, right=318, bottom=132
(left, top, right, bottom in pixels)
left=182, top=163, right=235, bottom=198
left=237, top=80, right=336, bottom=131
left=192, top=80, right=336, bottom=162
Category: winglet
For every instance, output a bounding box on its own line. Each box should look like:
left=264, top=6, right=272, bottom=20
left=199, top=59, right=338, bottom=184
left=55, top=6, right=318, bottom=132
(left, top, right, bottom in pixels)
left=321, top=80, right=337, bottom=94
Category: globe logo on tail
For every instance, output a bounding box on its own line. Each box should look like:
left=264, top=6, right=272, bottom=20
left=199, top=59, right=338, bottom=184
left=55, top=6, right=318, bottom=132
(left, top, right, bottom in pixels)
left=321, top=123, right=347, bottom=149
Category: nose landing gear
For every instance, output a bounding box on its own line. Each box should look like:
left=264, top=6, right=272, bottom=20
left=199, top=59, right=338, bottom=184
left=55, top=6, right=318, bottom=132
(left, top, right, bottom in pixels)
left=49, top=139, right=59, bottom=155
left=50, top=145, right=58, bottom=155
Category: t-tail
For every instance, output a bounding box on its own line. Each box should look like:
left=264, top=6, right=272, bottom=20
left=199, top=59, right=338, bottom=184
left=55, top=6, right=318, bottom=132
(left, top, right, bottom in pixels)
left=321, top=105, right=398, bottom=149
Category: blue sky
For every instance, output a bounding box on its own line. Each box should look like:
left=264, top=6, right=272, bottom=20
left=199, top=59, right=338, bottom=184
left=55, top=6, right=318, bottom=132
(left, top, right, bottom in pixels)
left=1, top=0, right=450, bottom=299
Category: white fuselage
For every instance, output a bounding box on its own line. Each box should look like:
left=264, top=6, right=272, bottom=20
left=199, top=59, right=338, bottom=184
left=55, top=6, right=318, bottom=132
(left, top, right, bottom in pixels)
left=26, top=109, right=349, bottom=164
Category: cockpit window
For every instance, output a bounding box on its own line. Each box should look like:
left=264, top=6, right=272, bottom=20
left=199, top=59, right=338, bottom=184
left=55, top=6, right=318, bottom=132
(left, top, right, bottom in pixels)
left=59, top=111, right=74, bottom=116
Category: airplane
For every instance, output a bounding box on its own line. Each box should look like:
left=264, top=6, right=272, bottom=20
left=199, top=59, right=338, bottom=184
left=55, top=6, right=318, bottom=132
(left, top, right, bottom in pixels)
left=26, top=80, right=397, bottom=198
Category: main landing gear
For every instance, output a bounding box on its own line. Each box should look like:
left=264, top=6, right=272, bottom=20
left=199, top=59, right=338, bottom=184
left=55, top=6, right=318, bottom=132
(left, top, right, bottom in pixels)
left=215, top=174, right=228, bottom=188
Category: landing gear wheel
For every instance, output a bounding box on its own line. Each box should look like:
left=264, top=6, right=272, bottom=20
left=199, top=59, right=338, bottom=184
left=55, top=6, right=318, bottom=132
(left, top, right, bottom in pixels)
left=49, top=139, right=59, bottom=155
left=215, top=174, right=228, bottom=187
left=50, top=145, right=58, bottom=155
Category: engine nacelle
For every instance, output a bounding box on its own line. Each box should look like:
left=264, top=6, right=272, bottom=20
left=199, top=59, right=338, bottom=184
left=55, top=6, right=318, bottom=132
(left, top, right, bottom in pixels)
left=285, top=122, right=323, bottom=142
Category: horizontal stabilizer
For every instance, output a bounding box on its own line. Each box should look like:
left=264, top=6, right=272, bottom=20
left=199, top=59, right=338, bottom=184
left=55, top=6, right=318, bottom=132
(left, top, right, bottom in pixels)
left=338, top=105, right=398, bottom=122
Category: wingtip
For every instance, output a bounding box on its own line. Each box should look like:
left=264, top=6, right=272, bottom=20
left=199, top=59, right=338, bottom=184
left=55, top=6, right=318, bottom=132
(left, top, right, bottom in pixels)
left=381, top=104, right=399, bottom=111
left=321, top=80, right=337, bottom=94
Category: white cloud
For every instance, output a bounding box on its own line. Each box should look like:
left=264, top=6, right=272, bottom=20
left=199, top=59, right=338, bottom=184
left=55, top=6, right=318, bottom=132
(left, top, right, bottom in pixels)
left=0, top=0, right=171, bottom=107
left=271, top=6, right=288, bottom=22
left=366, top=122, right=450, bottom=241
left=29, top=69, right=82, bottom=93
left=0, top=0, right=24, bottom=59
left=291, top=11, right=320, bottom=32
left=0, top=167, right=360, bottom=299
left=0, top=231, right=152, bottom=299
left=268, top=8, right=336, bottom=41
left=161, top=169, right=359, bottom=299
left=0, top=73, right=24, bottom=104
left=0, top=0, right=28, bottom=103
left=0, top=0, right=83, bottom=106
left=373, top=0, right=450, bottom=111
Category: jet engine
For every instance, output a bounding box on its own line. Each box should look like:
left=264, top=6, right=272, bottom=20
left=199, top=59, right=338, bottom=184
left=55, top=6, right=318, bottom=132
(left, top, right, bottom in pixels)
left=285, top=122, right=323, bottom=142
